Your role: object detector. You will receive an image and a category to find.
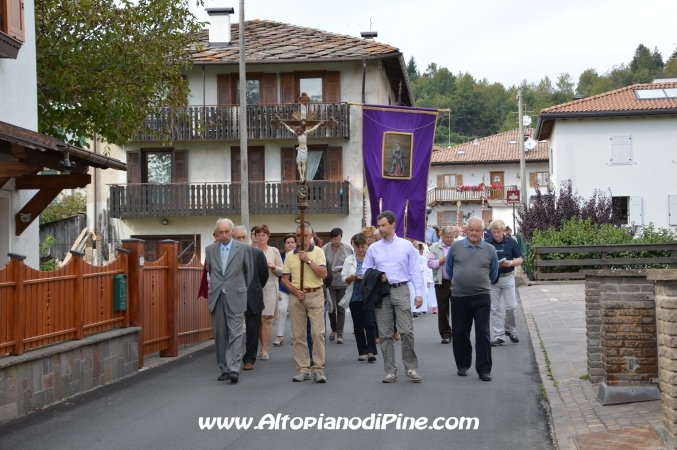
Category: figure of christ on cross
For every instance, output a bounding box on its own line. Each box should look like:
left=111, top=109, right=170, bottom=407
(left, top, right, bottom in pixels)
left=272, top=93, right=338, bottom=183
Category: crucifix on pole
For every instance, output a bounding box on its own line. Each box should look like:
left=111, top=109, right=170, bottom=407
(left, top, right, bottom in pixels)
left=271, top=93, right=338, bottom=289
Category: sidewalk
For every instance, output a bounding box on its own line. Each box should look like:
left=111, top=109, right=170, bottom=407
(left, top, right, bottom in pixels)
left=519, top=283, right=664, bottom=450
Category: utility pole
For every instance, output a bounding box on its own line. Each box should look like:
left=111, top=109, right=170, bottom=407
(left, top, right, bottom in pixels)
left=518, top=89, right=527, bottom=209
left=238, top=0, right=249, bottom=234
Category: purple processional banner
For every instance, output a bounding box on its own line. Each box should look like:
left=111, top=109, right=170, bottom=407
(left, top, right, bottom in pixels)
left=362, top=104, right=438, bottom=242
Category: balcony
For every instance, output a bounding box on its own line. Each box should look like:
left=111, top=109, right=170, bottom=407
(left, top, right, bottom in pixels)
left=132, top=103, right=350, bottom=142
left=109, top=181, right=350, bottom=218
left=427, top=185, right=518, bottom=206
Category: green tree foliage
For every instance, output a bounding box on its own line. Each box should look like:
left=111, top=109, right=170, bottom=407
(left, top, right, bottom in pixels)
left=410, top=43, right=670, bottom=144
left=36, top=0, right=204, bottom=147
left=40, top=192, right=87, bottom=225
left=39, top=236, right=60, bottom=271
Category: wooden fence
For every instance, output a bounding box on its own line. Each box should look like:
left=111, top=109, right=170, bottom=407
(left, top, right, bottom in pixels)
left=0, top=239, right=211, bottom=367
left=533, top=243, right=677, bottom=280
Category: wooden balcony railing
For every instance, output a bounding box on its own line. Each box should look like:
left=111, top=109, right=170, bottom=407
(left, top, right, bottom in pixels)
left=109, top=181, right=350, bottom=218
left=427, top=185, right=518, bottom=205
left=132, top=103, right=350, bottom=141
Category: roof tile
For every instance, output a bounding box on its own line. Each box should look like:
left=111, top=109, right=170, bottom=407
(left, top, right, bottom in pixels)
left=193, top=19, right=400, bottom=63
left=541, top=82, right=677, bottom=114
left=431, top=128, right=548, bottom=164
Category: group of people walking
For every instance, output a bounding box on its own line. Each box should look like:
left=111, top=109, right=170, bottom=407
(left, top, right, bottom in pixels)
left=199, top=212, right=522, bottom=385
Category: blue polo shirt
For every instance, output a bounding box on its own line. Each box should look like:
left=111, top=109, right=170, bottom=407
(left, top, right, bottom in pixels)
left=485, top=235, right=523, bottom=274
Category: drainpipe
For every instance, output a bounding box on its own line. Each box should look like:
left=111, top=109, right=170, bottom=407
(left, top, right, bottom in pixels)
left=361, top=58, right=366, bottom=104
left=361, top=58, right=367, bottom=227
left=93, top=133, right=97, bottom=233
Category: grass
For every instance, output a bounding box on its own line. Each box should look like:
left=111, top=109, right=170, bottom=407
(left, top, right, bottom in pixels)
left=534, top=319, right=559, bottom=393
left=580, top=373, right=589, bottom=380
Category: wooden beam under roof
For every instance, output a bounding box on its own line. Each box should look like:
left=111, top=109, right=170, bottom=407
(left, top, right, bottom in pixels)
left=15, top=188, right=62, bottom=236
left=0, top=161, right=42, bottom=177
left=15, top=173, right=91, bottom=190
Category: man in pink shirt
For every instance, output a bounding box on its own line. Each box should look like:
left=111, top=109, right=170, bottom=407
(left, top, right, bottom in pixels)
left=427, top=226, right=457, bottom=344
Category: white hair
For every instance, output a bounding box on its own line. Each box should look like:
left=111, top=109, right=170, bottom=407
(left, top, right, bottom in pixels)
left=233, top=225, right=247, bottom=233
left=489, top=219, right=506, bottom=231
left=440, top=225, right=455, bottom=235
left=216, top=218, right=235, bottom=231
left=296, top=223, right=313, bottom=233
left=466, top=216, right=484, bottom=229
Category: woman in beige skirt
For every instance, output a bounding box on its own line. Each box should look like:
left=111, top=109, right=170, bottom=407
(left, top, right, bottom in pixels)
left=254, top=224, right=283, bottom=359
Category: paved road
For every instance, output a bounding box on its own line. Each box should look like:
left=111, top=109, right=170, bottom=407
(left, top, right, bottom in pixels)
left=0, top=298, right=552, bottom=450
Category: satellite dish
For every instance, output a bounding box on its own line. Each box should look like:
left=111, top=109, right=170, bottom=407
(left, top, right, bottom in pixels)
left=524, top=138, right=537, bottom=150
left=522, top=115, right=532, bottom=127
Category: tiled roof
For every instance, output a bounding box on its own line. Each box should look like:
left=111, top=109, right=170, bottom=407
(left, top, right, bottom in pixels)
left=192, top=20, right=401, bottom=63
left=540, top=82, right=677, bottom=114
left=431, top=128, right=548, bottom=165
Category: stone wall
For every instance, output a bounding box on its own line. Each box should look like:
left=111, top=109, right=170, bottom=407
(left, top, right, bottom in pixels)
left=583, top=270, right=660, bottom=405
left=648, top=270, right=677, bottom=450
left=0, top=328, right=139, bottom=422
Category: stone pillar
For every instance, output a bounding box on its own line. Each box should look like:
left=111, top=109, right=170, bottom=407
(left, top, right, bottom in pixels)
left=648, top=269, right=677, bottom=450
left=582, top=270, right=660, bottom=405
left=583, top=273, right=603, bottom=383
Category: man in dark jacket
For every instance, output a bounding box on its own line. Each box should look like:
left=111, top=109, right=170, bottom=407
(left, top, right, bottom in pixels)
left=233, top=226, right=269, bottom=370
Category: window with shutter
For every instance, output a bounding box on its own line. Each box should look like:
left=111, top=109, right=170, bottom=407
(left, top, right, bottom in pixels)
left=437, top=211, right=444, bottom=225
left=612, top=196, right=629, bottom=223
left=529, top=172, right=549, bottom=188
left=324, top=72, right=341, bottom=103
left=280, top=73, right=295, bottom=104
left=631, top=196, right=643, bottom=225
left=217, top=74, right=233, bottom=105
left=281, top=148, right=296, bottom=181
left=611, top=135, right=632, bottom=164
left=669, top=195, right=677, bottom=226
left=231, top=147, right=265, bottom=182
left=326, top=147, right=342, bottom=180
left=3, top=0, right=24, bottom=42
left=127, top=151, right=141, bottom=184
left=172, top=150, right=188, bottom=183
left=261, top=73, right=277, bottom=104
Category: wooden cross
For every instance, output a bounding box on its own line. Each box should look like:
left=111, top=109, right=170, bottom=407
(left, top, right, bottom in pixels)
left=271, top=93, right=339, bottom=290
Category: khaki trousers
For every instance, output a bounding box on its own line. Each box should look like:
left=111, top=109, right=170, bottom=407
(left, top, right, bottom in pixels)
left=289, top=289, right=325, bottom=373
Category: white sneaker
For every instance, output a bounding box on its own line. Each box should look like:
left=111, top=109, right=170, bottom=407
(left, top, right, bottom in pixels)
left=382, top=373, right=397, bottom=383
left=405, top=369, right=422, bottom=382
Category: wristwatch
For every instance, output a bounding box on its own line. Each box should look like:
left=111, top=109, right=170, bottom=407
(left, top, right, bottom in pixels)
left=306, top=259, right=313, bottom=265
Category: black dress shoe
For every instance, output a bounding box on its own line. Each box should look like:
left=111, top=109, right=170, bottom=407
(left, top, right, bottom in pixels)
left=218, top=372, right=229, bottom=381
left=480, top=373, right=492, bottom=382
left=441, top=338, right=451, bottom=344
left=229, top=371, right=239, bottom=383
left=457, top=367, right=468, bottom=376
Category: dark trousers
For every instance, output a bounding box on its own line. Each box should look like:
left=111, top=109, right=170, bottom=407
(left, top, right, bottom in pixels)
left=451, top=293, right=492, bottom=376
left=435, top=280, right=452, bottom=340
left=349, top=301, right=378, bottom=356
left=243, top=306, right=261, bottom=364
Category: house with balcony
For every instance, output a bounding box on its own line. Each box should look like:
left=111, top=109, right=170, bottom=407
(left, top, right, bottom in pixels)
left=91, top=12, right=413, bottom=260
left=534, top=81, right=677, bottom=229
left=0, top=0, right=126, bottom=267
left=427, top=128, right=550, bottom=230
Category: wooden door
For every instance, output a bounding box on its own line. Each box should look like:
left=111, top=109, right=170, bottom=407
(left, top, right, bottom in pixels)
left=490, top=171, right=504, bottom=199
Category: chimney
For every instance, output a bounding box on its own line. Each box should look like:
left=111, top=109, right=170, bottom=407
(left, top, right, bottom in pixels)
left=360, top=31, right=378, bottom=40
left=205, top=7, right=235, bottom=46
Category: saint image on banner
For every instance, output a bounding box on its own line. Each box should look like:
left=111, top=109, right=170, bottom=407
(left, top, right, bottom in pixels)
left=382, top=132, right=414, bottom=180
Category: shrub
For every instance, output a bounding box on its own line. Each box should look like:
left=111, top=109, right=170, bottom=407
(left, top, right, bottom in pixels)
left=516, top=180, right=626, bottom=242
left=524, top=218, right=677, bottom=275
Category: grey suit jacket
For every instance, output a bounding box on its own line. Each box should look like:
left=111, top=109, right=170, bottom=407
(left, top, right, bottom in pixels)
left=206, top=240, right=254, bottom=314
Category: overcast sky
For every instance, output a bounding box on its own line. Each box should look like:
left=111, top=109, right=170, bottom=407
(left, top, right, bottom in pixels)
left=191, top=0, right=677, bottom=88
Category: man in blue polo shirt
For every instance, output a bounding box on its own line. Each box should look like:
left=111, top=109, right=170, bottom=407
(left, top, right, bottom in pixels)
left=485, top=219, right=523, bottom=347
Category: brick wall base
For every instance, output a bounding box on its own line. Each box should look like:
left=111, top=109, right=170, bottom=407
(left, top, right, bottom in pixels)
left=0, top=328, right=139, bottom=422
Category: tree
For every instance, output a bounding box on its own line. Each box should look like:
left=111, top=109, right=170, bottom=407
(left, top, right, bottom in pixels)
left=407, top=56, right=419, bottom=83
left=36, top=0, right=204, bottom=147
left=40, top=192, right=87, bottom=225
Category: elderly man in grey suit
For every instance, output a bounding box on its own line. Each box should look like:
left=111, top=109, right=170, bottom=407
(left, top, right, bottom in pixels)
left=206, top=218, right=253, bottom=383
